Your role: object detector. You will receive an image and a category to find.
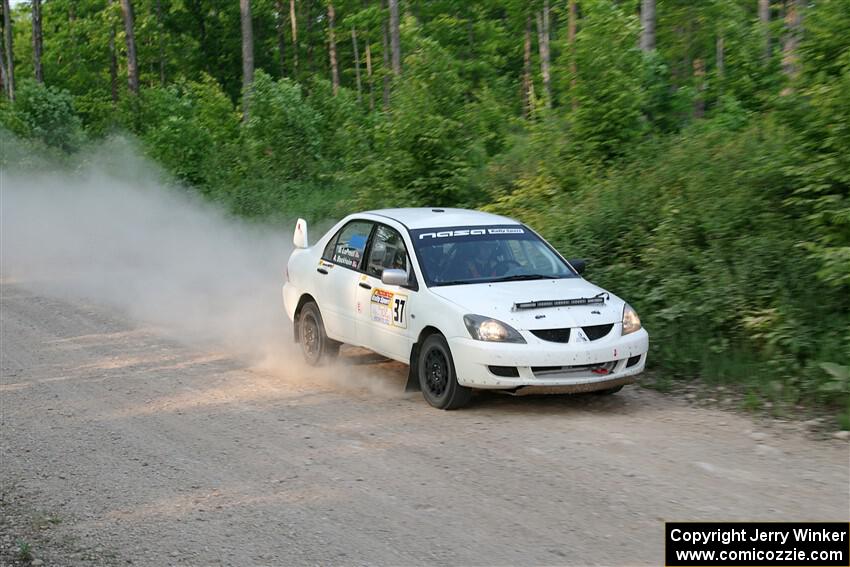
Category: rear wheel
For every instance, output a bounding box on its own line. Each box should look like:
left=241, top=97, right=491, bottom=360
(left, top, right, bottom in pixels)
left=298, top=302, right=339, bottom=366
left=417, top=334, right=472, bottom=410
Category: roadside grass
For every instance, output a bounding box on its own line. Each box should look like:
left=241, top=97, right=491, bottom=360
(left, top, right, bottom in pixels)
left=16, top=539, right=33, bottom=563
left=642, top=331, right=850, bottom=430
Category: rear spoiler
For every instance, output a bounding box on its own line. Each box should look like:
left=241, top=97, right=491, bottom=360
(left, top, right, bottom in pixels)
left=293, top=218, right=309, bottom=248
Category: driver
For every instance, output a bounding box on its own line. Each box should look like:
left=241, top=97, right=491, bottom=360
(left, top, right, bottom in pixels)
left=463, top=241, right=500, bottom=279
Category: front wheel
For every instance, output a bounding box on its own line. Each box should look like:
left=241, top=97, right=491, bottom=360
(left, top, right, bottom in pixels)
left=298, top=302, right=339, bottom=366
left=417, top=334, right=473, bottom=410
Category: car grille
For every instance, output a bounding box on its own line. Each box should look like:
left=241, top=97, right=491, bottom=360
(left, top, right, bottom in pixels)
left=532, top=361, right=617, bottom=377
left=581, top=323, right=614, bottom=341
left=529, top=328, right=571, bottom=343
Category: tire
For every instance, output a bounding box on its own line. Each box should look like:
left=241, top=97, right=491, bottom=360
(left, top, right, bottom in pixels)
left=297, top=302, right=339, bottom=366
left=593, top=385, right=624, bottom=396
left=417, top=334, right=473, bottom=410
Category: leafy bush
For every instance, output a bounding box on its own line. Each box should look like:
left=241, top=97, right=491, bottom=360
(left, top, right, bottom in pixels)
left=4, top=80, right=84, bottom=151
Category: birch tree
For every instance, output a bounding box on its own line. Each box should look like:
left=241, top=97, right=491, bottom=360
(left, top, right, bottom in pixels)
left=351, top=26, right=362, bottom=103
left=2, top=0, right=14, bottom=100
left=241, top=0, right=254, bottom=115
left=32, top=0, right=43, bottom=83
left=119, top=0, right=139, bottom=94
left=535, top=0, right=551, bottom=108
left=522, top=15, right=533, bottom=118
left=759, top=0, right=770, bottom=60
left=327, top=1, right=339, bottom=95
left=389, top=0, right=401, bottom=76
left=640, top=0, right=655, bottom=52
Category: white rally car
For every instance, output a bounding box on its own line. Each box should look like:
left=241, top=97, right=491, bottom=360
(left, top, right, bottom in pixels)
left=283, top=208, right=648, bottom=409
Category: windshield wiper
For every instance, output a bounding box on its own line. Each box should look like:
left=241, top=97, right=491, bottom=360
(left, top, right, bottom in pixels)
left=432, top=280, right=476, bottom=287
left=488, top=274, right=558, bottom=283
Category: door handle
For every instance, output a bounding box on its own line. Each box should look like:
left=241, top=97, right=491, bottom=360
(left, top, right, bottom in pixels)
left=317, top=268, right=329, bottom=275
left=359, top=282, right=372, bottom=290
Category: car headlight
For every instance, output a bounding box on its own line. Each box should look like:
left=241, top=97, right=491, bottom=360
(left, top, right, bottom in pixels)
left=463, top=314, right=526, bottom=343
left=622, top=304, right=642, bottom=335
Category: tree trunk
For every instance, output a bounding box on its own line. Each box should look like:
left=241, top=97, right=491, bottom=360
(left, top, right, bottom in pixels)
left=289, top=0, right=298, bottom=76
left=364, top=32, right=374, bottom=110
left=781, top=0, right=803, bottom=81
left=759, top=0, right=770, bottom=61
left=568, top=0, right=577, bottom=109
left=693, top=58, right=705, bottom=118
left=305, top=0, right=313, bottom=75
left=327, top=1, right=339, bottom=95
left=2, top=0, right=14, bottom=100
left=275, top=0, right=286, bottom=76
left=31, top=0, right=43, bottom=83
left=0, top=5, right=7, bottom=97
left=155, top=0, right=165, bottom=84
left=640, top=0, right=655, bottom=52
left=0, top=39, right=6, bottom=97
left=388, top=0, right=401, bottom=76
left=535, top=0, right=551, bottom=109
left=522, top=15, right=534, bottom=119
left=108, top=0, right=119, bottom=103
left=119, top=0, right=139, bottom=95
left=240, top=0, right=254, bottom=116
left=381, top=1, right=390, bottom=109
left=351, top=26, right=362, bottom=103
left=716, top=35, right=725, bottom=80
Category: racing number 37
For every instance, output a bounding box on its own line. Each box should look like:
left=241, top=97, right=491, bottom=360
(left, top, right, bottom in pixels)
left=393, top=296, right=407, bottom=328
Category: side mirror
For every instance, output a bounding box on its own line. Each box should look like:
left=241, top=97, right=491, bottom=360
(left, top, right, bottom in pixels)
left=568, top=258, right=586, bottom=275
left=381, top=268, right=409, bottom=287
left=293, top=218, right=309, bottom=249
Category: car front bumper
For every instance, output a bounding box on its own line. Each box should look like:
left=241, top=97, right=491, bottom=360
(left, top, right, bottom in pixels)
left=448, top=328, right=649, bottom=391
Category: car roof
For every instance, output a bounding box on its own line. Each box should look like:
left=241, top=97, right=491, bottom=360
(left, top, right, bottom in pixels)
left=361, top=208, right=519, bottom=230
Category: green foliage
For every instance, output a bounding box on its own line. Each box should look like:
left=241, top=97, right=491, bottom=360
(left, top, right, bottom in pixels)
left=564, top=1, right=647, bottom=161
left=2, top=80, right=84, bottom=152
left=16, top=539, right=33, bottom=562
left=132, top=75, right=240, bottom=188
left=3, top=0, right=849, bottom=414
left=783, top=5, right=850, bottom=291
left=486, top=115, right=849, bottom=411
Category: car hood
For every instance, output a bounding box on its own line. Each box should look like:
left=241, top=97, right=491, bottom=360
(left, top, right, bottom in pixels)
left=429, top=278, right=625, bottom=330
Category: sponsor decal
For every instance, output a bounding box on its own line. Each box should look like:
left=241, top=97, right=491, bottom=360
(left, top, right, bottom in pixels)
left=417, top=226, right=526, bottom=240
left=370, top=289, right=407, bottom=328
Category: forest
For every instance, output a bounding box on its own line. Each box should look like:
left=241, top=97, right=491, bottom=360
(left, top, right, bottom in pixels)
left=0, top=0, right=848, bottom=423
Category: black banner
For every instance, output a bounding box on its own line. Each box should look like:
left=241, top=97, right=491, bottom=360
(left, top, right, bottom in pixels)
left=666, top=522, right=850, bottom=566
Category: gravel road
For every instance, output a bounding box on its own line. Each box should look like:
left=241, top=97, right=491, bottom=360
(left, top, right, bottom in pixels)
left=1, top=282, right=848, bottom=566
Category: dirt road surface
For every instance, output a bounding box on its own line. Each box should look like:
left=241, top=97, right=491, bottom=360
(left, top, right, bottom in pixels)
left=2, top=282, right=848, bottom=566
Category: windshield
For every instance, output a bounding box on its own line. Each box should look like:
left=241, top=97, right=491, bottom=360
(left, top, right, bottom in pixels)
left=409, top=224, right=578, bottom=287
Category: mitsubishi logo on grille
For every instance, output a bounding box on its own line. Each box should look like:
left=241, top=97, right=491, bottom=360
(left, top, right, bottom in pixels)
left=574, top=329, right=590, bottom=343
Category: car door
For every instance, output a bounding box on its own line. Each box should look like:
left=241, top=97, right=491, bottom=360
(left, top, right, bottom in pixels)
left=354, top=223, right=416, bottom=361
left=315, top=220, right=374, bottom=344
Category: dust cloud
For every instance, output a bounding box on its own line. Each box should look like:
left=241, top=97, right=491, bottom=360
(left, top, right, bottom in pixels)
left=1, top=136, right=402, bottom=395
left=2, top=137, right=293, bottom=363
